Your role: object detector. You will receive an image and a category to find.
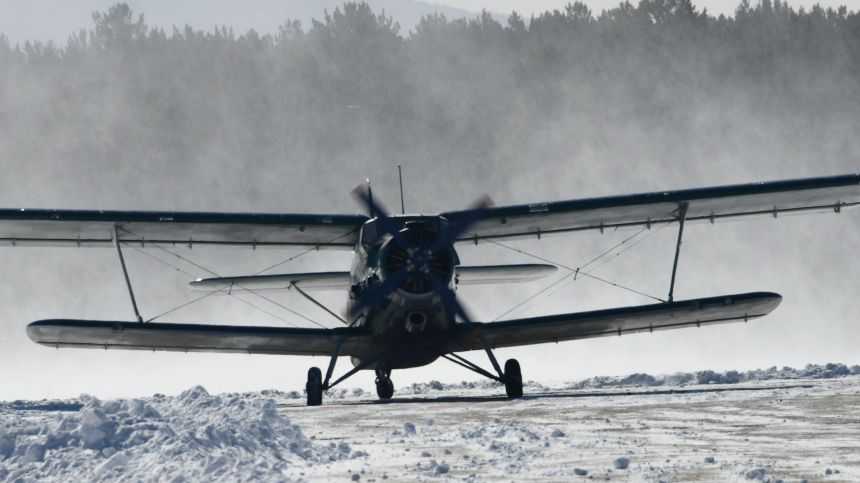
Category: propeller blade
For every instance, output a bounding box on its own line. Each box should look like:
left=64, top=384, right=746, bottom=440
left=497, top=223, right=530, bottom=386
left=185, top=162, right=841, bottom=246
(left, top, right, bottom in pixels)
left=428, top=196, right=493, bottom=254
left=349, top=269, right=409, bottom=316
left=351, top=185, right=387, bottom=219
left=352, top=185, right=411, bottom=251
left=425, top=271, right=472, bottom=324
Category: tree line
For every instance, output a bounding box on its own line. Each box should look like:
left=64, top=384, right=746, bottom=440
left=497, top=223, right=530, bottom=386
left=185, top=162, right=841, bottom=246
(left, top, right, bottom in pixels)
left=0, top=1, right=858, bottom=206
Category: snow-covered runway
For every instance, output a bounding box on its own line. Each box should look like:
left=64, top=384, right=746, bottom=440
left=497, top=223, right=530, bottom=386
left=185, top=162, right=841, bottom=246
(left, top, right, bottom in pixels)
left=286, top=376, right=860, bottom=482
left=2, top=365, right=859, bottom=482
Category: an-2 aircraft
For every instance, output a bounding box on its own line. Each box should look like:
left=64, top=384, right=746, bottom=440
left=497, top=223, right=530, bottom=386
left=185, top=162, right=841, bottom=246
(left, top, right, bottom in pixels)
left=11, top=174, right=860, bottom=405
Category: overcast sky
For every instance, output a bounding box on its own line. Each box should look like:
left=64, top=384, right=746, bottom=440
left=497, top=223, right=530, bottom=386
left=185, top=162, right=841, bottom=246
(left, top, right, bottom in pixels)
left=1, top=0, right=858, bottom=47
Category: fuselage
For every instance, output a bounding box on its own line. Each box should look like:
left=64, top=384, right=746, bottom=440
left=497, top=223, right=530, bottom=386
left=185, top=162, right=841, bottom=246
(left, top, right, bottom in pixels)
left=346, top=215, right=461, bottom=370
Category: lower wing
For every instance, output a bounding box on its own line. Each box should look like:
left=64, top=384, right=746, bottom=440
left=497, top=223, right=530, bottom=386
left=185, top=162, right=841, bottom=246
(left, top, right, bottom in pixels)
left=27, top=292, right=780, bottom=356
left=455, top=292, right=781, bottom=350
left=26, top=320, right=370, bottom=356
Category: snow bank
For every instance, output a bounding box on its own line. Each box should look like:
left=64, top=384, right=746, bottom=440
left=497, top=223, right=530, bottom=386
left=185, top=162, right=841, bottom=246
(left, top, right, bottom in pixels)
left=0, top=385, right=350, bottom=482
left=2, top=362, right=858, bottom=481
left=567, top=363, right=860, bottom=389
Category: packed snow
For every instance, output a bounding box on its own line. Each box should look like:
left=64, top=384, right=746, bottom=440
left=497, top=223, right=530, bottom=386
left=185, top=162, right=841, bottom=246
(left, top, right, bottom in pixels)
left=2, top=364, right=859, bottom=482
left=0, top=386, right=342, bottom=482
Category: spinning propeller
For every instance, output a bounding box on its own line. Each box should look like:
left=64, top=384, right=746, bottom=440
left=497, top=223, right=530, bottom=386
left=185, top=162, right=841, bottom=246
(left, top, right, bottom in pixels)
left=350, top=185, right=492, bottom=324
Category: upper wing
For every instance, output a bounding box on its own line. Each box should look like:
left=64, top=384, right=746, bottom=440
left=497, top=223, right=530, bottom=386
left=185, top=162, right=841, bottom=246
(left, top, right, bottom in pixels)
left=0, top=209, right=368, bottom=250
left=441, top=174, right=860, bottom=243
left=27, top=319, right=371, bottom=356
left=453, top=292, right=781, bottom=351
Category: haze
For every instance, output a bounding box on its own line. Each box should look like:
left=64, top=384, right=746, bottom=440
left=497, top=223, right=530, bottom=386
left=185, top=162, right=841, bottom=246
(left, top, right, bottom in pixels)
left=0, top=0, right=858, bottom=401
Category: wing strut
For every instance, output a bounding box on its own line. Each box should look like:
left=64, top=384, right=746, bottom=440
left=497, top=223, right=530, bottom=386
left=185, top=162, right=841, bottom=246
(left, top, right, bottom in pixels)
left=667, top=202, right=688, bottom=303
left=413, top=335, right=502, bottom=382
left=114, top=226, right=144, bottom=323
left=324, top=337, right=405, bottom=390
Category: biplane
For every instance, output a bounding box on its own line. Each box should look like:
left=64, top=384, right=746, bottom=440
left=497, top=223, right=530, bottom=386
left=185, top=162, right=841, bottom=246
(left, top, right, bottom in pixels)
left=11, top=174, right=860, bottom=405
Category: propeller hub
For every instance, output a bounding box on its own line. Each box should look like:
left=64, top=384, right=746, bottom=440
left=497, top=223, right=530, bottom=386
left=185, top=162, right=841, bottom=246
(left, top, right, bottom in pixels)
left=409, top=250, right=432, bottom=273
left=383, top=225, right=454, bottom=295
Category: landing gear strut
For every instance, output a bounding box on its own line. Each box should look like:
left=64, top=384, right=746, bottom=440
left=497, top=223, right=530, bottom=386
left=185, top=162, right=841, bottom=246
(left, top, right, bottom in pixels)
left=375, top=365, right=394, bottom=399
left=306, top=367, right=323, bottom=406
left=303, top=338, right=406, bottom=406
left=413, top=334, right=525, bottom=399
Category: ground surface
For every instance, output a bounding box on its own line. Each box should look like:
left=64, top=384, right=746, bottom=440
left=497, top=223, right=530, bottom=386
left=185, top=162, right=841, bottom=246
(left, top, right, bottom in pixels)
left=283, top=376, right=860, bottom=482
left=1, top=366, right=859, bottom=482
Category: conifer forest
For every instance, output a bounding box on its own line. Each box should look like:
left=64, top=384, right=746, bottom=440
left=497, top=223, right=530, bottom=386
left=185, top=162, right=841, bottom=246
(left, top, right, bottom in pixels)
left=0, top=1, right=858, bottom=209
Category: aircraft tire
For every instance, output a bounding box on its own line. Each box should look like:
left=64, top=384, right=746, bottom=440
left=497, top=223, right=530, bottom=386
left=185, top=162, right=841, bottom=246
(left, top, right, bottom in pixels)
left=376, top=376, right=394, bottom=400
left=306, top=367, right=323, bottom=406
left=504, top=359, right=523, bottom=398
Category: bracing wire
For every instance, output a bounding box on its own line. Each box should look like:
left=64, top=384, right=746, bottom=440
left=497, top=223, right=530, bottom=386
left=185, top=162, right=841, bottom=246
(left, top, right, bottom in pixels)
left=490, top=238, right=659, bottom=321
left=146, top=291, right=217, bottom=322
left=235, top=287, right=328, bottom=328
left=253, top=230, right=358, bottom=276
left=577, top=225, right=655, bottom=272
left=221, top=292, right=307, bottom=326
left=119, top=241, right=301, bottom=325
left=583, top=219, right=673, bottom=273
left=487, top=217, right=677, bottom=321
left=120, top=236, right=219, bottom=277
left=113, top=243, right=221, bottom=322
left=117, top=230, right=329, bottom=328
left=485, top=238, right=664, bottom=305
left=118, top=241, right=199, bottom=279
left=498, top=219, right=676, bottom=320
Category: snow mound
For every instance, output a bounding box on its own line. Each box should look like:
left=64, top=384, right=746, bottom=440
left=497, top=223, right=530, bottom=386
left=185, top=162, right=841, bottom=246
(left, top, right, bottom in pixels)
left=567, top=363, right=860, bottom=389
left=0, top=385, right=347, bottom=482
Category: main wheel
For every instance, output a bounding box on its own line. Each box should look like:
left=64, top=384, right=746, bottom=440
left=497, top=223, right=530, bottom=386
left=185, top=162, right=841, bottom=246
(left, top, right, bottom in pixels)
left=504, top=359, right=523, bottom=398
left=376, top=376, right=394, bottom=399
left=306, top=367, right=323, bottom=406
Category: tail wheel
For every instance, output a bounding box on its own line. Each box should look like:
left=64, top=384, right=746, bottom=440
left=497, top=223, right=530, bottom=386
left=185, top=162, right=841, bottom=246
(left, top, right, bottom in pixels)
left=504, top=359, right=523, bottom=398
left=306, top=367, right=323, bottom=406
left=376, top=376, right=394, bottom=399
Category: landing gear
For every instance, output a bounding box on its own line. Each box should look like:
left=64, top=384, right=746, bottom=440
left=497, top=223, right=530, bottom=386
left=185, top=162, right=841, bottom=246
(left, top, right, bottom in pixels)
left=504, top=359, right=523, bottom=398
left=306, top=367, right=323, bottom=406
left=375, top=366, right=394, bottom=399
left=376, top=378, right=394, bottom=399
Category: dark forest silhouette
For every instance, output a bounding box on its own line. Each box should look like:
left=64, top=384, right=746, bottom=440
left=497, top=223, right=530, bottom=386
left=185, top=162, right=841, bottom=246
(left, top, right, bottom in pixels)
left=0, top=1, right=858, bottom=209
